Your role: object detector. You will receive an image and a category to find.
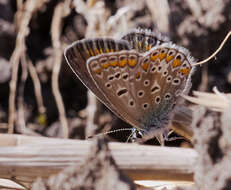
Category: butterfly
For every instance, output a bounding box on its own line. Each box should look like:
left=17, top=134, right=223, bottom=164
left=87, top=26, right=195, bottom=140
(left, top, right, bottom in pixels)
left=64, top=28, right=195, bottom=141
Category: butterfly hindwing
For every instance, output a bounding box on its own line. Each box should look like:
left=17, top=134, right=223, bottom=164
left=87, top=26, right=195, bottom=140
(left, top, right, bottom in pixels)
left=86, top=50, right=145, bottom=128
left=132, top=43, right=194, bottom=135
left=121, top=28, right=170, bottom=53
left=86, top=42, right=194, bottom=135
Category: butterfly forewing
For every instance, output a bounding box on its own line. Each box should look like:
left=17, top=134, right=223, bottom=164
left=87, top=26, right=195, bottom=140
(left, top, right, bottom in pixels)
left=64, top=38, right=131, bottom=117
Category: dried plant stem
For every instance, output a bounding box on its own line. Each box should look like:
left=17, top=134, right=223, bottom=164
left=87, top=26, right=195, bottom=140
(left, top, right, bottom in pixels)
left=51, top=1, right=71, bottom=138
left=8, top=0, right=50, bottom=133
left=182, top=91, right=231, bottom=111
left=0, top=134, right=197, bottom=186
left=17, top=51, right=28, bottom=133
left=28, top=61, right=46, bottom=114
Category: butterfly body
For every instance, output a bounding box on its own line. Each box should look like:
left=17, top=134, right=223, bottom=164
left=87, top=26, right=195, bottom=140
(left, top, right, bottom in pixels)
left=65, top=28, right=195, bottom=140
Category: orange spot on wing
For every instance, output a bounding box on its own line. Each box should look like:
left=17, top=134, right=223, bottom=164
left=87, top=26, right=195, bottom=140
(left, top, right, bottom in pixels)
left=102, top=62, right=110, bottom=69
left=172, top=59, right=181, bottom=68
left=166, top=55, right=174, bottom=62
left=128, top=58, right=137, bottom=67
left=110, top=61, right=118, bottom=67
left=106, top=48, right=114, bottom=53
left=146, top=45, right=151, bottom=51
left=151, top=53, right=159, bottom=62
left=99, top=48, right=104, bottom=54
left=119, top=59, right=127, bottom=67
left=179, top=68, right=190, bottom=75
left=142, top=63, right=149, bottom=72
left=95, top=68, right=101, bottom=75
left=159, top=53, right=166, bottom=61
left=136, top=72, right=141, bottom=79
left=95, top=49, right=100, bottom=55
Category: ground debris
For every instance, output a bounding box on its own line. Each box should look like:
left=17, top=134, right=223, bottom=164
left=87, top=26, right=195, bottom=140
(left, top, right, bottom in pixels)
left=32, top=137, right=135, bottom=190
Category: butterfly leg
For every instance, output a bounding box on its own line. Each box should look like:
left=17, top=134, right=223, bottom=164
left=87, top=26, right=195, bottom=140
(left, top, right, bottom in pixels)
left=163, top=129, right=185, bottom=142
left=127, top=128, right=143, bottom=142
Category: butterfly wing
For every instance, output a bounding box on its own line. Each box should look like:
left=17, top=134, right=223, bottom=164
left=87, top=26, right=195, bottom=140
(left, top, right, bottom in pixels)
left=130, top=43, right=195, bottom=138
left=87, top=42, right=194, bottom=137
left=121, top=28, right=169, bottom=53
left=64, top=38, right=131, bottom=116
left=86, top=50, right=145, bottom=128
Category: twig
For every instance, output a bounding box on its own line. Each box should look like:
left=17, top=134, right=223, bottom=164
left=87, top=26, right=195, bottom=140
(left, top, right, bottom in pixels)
left=8, top=0, right=50, bottom=133
left=0, top=134, right=197, bottom=185
left=16, top=49, right=28, bottom=134
left=28, top=61, right=46, bottom=114
left=51, top=0, right=71, bottom=138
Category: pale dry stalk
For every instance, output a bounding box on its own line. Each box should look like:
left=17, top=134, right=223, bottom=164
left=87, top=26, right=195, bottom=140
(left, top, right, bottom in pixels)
left=51, top=0, right=72, bottom=138
left=8, top=0, right=49, bottom=133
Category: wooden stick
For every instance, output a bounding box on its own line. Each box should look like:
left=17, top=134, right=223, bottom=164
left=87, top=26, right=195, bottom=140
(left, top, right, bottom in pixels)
left=0, top=134, right=197, bottom=184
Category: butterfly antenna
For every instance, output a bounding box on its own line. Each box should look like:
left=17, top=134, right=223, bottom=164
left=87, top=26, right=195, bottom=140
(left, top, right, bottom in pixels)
left=192, top=30, right=231, bottom=66
left=86, top=128, right=134, bottom=139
